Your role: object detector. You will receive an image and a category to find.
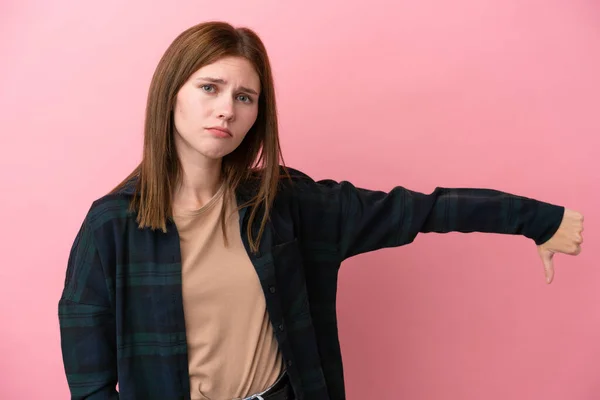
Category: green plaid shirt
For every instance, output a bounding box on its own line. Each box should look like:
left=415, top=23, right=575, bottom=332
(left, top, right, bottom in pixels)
left=58, top=167, right=564, bottom=399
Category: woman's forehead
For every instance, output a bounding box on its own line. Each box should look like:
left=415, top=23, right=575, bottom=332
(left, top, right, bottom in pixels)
left=191, top=57, right=260, bottom=90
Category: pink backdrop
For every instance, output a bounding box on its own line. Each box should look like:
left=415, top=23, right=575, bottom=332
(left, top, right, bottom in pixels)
left=1, top=1, right=598, bottom=399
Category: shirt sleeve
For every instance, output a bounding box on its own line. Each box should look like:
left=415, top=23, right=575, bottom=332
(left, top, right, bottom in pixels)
left=292, top=175, right=565, bottom=261
left=58, top=211, right=119, bottom=399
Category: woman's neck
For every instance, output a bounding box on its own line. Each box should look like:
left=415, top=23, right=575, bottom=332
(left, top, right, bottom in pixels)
left=172, top=159, right=224, bottom=210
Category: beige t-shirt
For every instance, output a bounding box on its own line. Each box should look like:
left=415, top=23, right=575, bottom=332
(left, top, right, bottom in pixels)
left=172, top=185, right=283, bottom=400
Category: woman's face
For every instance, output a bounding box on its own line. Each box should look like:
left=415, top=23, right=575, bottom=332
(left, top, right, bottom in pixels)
left=173, top=56, right=261, bottom=164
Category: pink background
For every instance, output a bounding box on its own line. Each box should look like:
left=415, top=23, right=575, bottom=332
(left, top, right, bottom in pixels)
left=1, top=0, right=599, bottom=399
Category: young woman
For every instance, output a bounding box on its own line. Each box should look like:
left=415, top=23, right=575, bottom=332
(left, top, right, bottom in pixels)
left=58, top=21, right=584, bottom=400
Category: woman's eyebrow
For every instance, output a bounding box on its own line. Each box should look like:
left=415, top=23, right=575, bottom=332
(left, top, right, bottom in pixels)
left=196, top=77, right=259, bottom=95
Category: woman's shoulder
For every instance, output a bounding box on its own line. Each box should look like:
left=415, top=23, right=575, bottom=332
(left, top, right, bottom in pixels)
left=83, top=177, right=138, bottom=230
left=276, top=165, right=316, bottom=194
left=277, top=165, right=345, bottom=194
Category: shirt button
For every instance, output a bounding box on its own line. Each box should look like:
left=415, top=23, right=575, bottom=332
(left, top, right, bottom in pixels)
left=287, top=360, right=293, bottom=367
left=269, top=286, right=276, bottom=293
left=278, top=323, right=284, bottom=331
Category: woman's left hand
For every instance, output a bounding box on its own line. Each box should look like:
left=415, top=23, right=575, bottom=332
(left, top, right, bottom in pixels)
left=537, top=208, right=584, bottom=284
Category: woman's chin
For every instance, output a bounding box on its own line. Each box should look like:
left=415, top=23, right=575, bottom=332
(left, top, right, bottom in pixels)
left=195, top=146, right=235, bottom=161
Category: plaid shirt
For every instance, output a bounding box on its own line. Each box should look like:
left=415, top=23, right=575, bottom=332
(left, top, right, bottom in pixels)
left=58, top=167, right=564, bottom=400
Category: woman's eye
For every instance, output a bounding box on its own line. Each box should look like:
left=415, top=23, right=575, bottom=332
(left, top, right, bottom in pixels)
left=237, top=95, right=252, bottom=103
left=201, top=84, right=215, bottom=93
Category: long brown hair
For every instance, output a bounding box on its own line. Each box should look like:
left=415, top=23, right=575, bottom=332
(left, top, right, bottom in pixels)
left=110, top=21, right=289, bottom=253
